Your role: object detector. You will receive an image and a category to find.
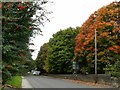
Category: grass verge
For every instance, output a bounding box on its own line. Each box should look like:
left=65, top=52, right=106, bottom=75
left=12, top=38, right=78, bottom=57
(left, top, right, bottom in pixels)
left=6, top=76, right=22, bottom=88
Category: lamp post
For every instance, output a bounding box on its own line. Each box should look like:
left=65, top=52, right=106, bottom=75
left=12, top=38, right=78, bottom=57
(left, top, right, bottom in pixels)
left=94, top=14, right=98, bottom=83
left=95, top=28, right=97, bottom=83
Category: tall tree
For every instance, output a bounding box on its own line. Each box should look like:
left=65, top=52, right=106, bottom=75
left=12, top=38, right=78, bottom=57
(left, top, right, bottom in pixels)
left=36, top=43, right=48, bottom=73
left=2, top=0, right=50, bottom=84
left=74, top=1, right=120, bottom=74
left=46, top=27, right=79, bottom=74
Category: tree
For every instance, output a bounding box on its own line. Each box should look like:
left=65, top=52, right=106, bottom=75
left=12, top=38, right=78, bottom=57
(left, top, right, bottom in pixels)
left=2, top=0, right=50, bottom=84
left=46, top=27, right=79, bottom=74
left=74, top=1, right=120, bottom=74
left=36, top=43, right=48, bottom=73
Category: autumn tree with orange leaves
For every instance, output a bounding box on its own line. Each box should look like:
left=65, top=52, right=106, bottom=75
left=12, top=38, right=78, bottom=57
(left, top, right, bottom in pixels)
left=74, top=1, right=120, bottom=75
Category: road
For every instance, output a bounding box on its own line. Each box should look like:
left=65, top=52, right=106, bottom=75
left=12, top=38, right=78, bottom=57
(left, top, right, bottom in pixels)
left=22, top=76, right=97, bottom=88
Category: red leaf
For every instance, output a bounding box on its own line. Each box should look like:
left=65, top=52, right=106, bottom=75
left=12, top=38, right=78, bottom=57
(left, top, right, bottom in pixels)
left=17, top=5, right=27, bottom=10
left=0, top=3, right=2, bottom=9
left=25, top=2, right=29, bottom=4
left=19, top=53, right=23, bottom=56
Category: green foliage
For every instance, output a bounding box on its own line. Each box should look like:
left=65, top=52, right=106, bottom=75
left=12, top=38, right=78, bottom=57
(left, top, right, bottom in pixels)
left=6, top=76, right=22, bottom=88
left=46, top=27, right=80, bottom=74
left=104, top=64, right=114, bottom=74
left=36, top=43, right=48, bottom=73
left=2, top=1, right=50, bottom=84
left=104, top=61, right=120, bottom=77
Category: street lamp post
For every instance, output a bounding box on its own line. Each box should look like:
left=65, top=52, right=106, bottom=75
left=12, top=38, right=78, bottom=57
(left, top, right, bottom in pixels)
left=95, top=28, right=97, bottom=83
left=94, top=14, right=98, bottom=83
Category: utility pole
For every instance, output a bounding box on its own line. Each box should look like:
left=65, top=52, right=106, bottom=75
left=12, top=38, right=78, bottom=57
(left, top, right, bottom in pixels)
left=95, top=28, right=97, bottom=83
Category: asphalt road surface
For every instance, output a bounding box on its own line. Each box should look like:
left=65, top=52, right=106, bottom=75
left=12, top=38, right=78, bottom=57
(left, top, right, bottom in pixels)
left=22, top=76, right=97, bottom=88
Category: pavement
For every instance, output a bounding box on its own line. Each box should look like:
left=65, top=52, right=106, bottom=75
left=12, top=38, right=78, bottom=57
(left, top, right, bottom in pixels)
left=22, top=76, right=98, bottom=88
left=22, top=76, right=116, bottom=88
left=22, top=76, right=32, bottom=88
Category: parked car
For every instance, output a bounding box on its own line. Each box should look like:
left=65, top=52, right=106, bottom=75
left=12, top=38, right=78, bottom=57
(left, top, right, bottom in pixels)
left=33, top=71, right=41, bottom=75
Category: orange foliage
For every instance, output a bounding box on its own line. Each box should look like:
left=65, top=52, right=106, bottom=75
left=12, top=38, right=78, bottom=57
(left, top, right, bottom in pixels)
left=101, top=32, right=109, bottom=37
left=86, top=47, right=93, bottom=51
left=74, top=1, right=120, bottom=64
left=108, top=45, right=120, bottom=53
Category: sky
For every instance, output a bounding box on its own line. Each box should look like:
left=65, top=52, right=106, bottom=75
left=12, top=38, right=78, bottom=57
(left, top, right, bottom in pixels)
left=30, top=0, right=118, bottom=60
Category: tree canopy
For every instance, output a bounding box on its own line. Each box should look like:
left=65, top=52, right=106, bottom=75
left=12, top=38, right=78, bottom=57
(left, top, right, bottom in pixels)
left=2, top=1, right=50, bottom=84
left=45, top=27, right=80, bottom=74
left=36, top=43, right=48, bottom=73
left=74, top=1, right=120, bottom=74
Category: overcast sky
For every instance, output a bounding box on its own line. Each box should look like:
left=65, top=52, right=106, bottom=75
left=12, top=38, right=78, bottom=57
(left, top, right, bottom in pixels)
left=30, top=0, right=117, bottom=60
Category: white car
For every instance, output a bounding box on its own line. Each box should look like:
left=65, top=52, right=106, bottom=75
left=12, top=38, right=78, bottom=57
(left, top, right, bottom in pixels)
left=33, top=71, right=40, bottom=75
